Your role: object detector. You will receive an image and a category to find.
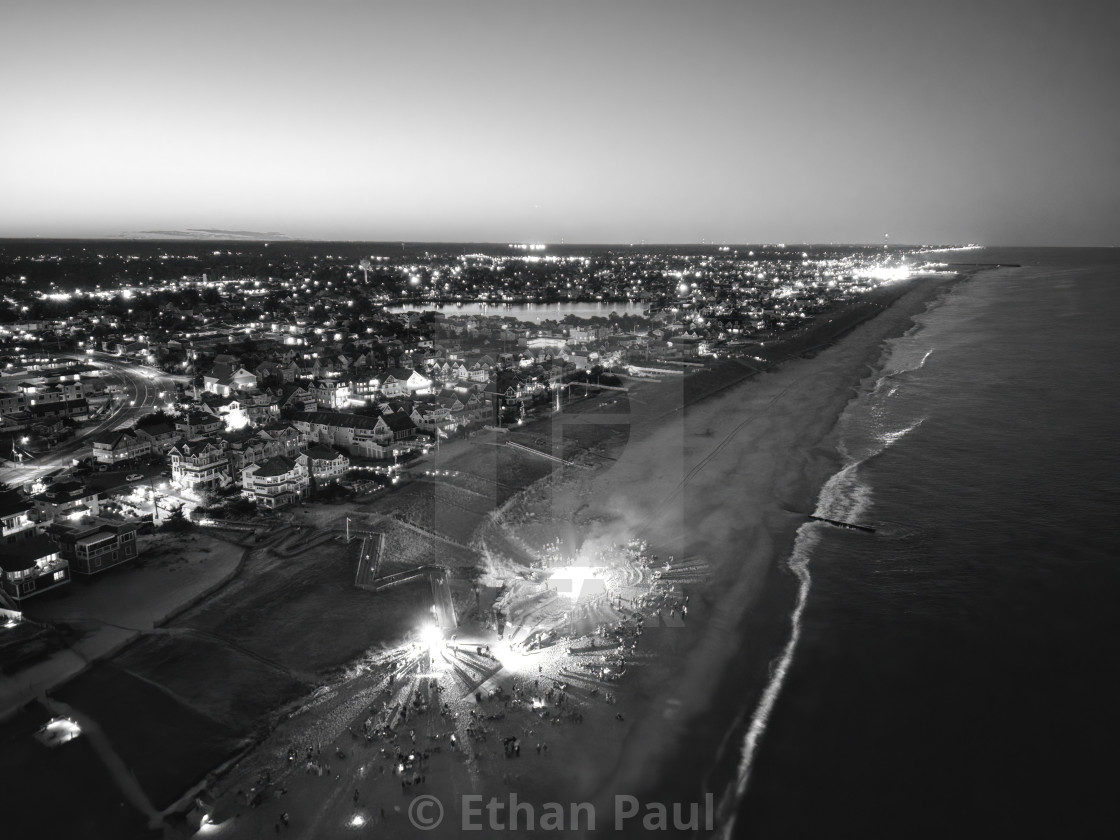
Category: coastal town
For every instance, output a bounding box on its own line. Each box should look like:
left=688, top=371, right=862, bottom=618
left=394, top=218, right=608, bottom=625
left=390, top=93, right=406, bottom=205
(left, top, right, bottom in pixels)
left=0, top=241, right=935, bottom=838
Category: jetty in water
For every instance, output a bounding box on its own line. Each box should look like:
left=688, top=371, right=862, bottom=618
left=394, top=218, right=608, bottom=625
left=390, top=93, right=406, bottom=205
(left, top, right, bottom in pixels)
left=808, top=515, right=876, bottom=533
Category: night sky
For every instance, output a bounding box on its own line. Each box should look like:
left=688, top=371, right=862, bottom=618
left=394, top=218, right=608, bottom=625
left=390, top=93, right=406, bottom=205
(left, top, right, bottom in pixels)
left=2, top=0, right=1117, bottom=245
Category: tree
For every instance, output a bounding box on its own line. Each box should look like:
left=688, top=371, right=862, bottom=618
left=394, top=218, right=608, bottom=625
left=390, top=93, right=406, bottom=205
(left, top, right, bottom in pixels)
left=163, top=504, right=192, bottom=532
left=137, top=410, right=175, bottom=429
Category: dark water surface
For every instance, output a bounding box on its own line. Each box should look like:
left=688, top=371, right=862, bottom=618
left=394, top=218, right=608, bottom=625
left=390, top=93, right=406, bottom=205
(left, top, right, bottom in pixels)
left=735, top=248, right=1120, bottom=838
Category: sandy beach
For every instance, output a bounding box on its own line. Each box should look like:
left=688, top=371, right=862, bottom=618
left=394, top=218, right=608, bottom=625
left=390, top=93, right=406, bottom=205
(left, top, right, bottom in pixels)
left=175, top=273, right=964, bottom=839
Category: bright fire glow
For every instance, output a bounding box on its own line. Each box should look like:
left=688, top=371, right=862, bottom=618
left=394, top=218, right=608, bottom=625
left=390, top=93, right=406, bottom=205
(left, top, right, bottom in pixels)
left=550, top=566, right=607, bottom=600
left=419, top=622, right=442, bottom=649
left=349, top=814, right=367, bottom=828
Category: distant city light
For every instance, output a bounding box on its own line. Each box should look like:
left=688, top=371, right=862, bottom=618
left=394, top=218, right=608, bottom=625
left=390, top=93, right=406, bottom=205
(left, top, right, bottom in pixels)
left=863, top=265, right=911, bottom=282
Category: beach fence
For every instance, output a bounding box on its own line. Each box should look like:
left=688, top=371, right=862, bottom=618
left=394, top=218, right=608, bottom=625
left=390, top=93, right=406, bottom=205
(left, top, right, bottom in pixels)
left=367, top=564, right=448, bottom=593
left=195, top=518, right=256, bottom=533
left=506, top=440, right=585, bottom=468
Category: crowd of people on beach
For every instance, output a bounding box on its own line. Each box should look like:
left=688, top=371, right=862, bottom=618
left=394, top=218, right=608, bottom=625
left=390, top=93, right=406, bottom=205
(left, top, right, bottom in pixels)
left=208, top=535, right=695, bottom=837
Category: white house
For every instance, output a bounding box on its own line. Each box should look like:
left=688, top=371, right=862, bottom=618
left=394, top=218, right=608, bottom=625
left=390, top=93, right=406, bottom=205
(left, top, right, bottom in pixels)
left=241, top=455, right=310, bottom=509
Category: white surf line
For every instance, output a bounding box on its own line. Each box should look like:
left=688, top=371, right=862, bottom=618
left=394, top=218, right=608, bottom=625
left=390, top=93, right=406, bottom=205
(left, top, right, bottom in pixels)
left=718, top=528, right=815, bottom=840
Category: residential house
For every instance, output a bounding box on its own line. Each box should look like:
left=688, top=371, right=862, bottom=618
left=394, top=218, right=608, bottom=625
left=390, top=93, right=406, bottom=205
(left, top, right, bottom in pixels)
left=291, top=410, right=418, bottom=460
left=0, top=535, right=70, bottom=602
left=301, top=443, right=350, bottom=486
left=280, top=385, right=318, bottom=413
left=254, top=361, right=284, bottom=386
left=381, top=367, right=432, bottom=398
left=203, top=395, right=251, bottom=431
left=241, top=455, right=310, bottom=509
left=135, top=421, right=180, bottom=454
left=1, top=490, right=41, bottom=543
left=244, top=391, right=280, bottom=426
left=347, top=372, right=383, bottom=403
left=50, top=516, right=140, bottom=576
left=280, top=360, right=301, bottom=382
left=27, top=398, right=89, bottom=422
left=0, top=390, right=26, bottom=416
left=309, top=378, right=352, bottom=409
left=32, top=481, right=101, bottom=525
left=483, top=370, right=543, bottom=423
left=203, top=363, right=257, bottom=397
left=259, top=423, right=302, bottom=458
left=91, top=429, right=152, bottom=466
left=175, top=411, right=224, bottom=439
left=169, top=439, right=231, bottom=494
left=222, top=426, right=299, bottom=473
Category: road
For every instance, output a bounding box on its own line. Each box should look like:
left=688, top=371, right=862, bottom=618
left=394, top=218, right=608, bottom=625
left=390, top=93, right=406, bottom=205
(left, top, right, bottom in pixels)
left=0, top=352, right=188, bottom=487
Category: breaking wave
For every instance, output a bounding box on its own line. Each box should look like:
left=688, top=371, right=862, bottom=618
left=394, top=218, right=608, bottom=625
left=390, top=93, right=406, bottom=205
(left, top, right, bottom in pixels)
left=716, top=315, right=939, bottom=837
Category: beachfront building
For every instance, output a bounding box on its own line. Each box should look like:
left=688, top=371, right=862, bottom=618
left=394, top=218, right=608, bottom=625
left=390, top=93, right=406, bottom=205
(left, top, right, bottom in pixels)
left=240, top=455, right=310, bottom=509
left=222, top=428, right=290, bottom=474
left=290, top=410, right=418, bottom=460
left=300, top=443, right=349, bottom=485
left=409, top=391, right=486, bottom=434
left=50, top=517, right=140, bottom=576
left=169, top=439, right=231, bottom=494
left=0, top=535, right=70, bottom=602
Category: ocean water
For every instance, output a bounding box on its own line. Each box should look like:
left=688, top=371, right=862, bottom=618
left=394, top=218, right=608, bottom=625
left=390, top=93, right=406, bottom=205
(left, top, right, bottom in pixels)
left=731, top=248, right=1120, bottom=838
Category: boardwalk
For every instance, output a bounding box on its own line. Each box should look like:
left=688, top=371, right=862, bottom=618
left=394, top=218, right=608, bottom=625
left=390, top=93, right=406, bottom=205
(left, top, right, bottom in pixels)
left=352, top=533, right=383, bottom=589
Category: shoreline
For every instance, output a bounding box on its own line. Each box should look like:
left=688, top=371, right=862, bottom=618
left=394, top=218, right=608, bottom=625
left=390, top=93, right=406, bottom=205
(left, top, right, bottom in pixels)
left=189, top=272, right=971, bottom=838
left=1, top=275, right=969, bottom=840
left=569, top=274, right=975, bottom=821
left=213, top=273, right=967, bottom=837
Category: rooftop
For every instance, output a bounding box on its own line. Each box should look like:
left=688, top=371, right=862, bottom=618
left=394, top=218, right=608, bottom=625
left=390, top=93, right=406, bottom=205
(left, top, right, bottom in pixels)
left=0, top=535, right=60, bottom=572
